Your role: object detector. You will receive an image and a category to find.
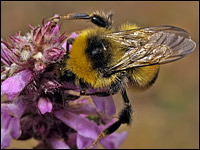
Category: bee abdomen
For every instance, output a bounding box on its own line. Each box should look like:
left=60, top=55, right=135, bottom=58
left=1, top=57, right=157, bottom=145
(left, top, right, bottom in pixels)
left=129, top=65, right=160, bottom=90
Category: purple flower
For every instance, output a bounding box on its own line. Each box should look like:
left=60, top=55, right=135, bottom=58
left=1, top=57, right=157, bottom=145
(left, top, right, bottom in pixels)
left=1, top=15, right=66, bottom=77
left=1, top=15, right=127, bottom=149
left=99, top=119, right=128, bottom=149
left=92, top=95, right=116, bottom=122
left=100, top=131, right=127, bottom=149
left=1, top=100, right=26, bottom=149
left=62, top=32, right=79, bottom=51
left=55, top=109, right=127, bottom=149
left=43, top=47, right=65, bottom=63
left=48, top=137, right=70, bottom=149
left=37, top=97, right=53, bottom=114
left=1, top=69, right=33, bottom=100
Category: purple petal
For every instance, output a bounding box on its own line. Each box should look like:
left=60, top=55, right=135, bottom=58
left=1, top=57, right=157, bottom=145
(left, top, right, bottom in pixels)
left=62, top=41, right=67, bottom=50
left=1, top=69, right=33, bottom=100
left=77, top=134, right=97, bottom=149
left=1, top=107, right=11, bottom=129
left=1, top=101, right=26, bottom=118
left=100, top=131, right=128, bottom=149
left=52, top=24, right=59, bottom=36
left=68, top=99, right=97, bottom=115
left=43, top=47, right=65, bottom=63
left=68, top=32, right=79, bottom=39
left=8, top=117, right=21, bottom=139
left=62, top=32, right=79, bottom=51
left=1, top=102, right=25, bottom=149
left=48, top=137, right=70, bottom=149
left=37, top=97, right=53, bottom=114
left=97, top=119, right=127, bottom=149
left=1, top=41, right=12, bottom=66
left=66, top=133, right=77, bottom=148
left=92, top=96, right=116, bottom=118
left=54, top=110, right=99, bottom=140
left=51, top=14, right=59, bottom=36
left=1, top=129, right=12, bottom=149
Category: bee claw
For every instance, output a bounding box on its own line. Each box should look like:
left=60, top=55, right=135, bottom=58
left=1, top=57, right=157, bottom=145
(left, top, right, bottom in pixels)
left=88, top=131, right=106, bottom=149
left=49, top=16, right=60, bottom=23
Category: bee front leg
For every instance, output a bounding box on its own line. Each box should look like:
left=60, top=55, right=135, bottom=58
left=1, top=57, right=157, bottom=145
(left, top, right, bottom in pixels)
left=84, top=91, right=111, bottom=97
left=66, top=38, right=75, bottom=55
left=50, top=11, right=113, bottom=29
left=67, top=11, right=113, bottom=29
left=89, top=11, right=113, bottom=29
left=79, top=79, right=88, bottom=95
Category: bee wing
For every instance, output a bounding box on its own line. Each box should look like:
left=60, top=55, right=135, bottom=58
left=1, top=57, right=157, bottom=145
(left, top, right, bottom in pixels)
left=106, top=25, right=196, bottom=75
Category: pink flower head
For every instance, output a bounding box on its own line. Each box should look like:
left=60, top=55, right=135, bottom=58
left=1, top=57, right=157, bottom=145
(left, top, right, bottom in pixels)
left=1, top=15, right=127, bottom=149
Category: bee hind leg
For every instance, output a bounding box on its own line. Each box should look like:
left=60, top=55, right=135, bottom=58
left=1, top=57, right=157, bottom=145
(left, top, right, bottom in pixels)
left=88, top=89, right=133, bottom=149
left=102, top=89, right=132, bottom=134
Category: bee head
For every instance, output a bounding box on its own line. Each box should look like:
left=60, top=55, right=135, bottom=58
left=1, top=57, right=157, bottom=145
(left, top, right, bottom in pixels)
left=66, top=29, right=115, bottom=82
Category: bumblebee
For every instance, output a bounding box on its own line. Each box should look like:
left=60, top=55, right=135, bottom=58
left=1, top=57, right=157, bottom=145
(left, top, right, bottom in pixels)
left=50, top=11, right=196, bottom=146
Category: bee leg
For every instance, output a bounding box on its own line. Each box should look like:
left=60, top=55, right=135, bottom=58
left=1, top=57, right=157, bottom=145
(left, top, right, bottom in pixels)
left=49, top=13, right=90, bottom=24
left=64, top=92, right=80, bottom=100
left=61, top=89, right=67, bottom=110
left=79, top=79, right=88, bottom=95
left=102, top=89, right=132, bottom=133
left=89, top=89, right=132, bottom=149
left=59, top=88, right=80, bottom=111
left=89, top=11, right=113, bottom=29
left=84, top=91, right=111, bottom=97
left=50, top=11, right=113, bottom=29
left=66, top=38, right=75, bottom=54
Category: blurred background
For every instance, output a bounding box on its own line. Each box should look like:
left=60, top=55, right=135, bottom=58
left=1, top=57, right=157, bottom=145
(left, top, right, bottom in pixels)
left=1, top=1, right=199, bottom=149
